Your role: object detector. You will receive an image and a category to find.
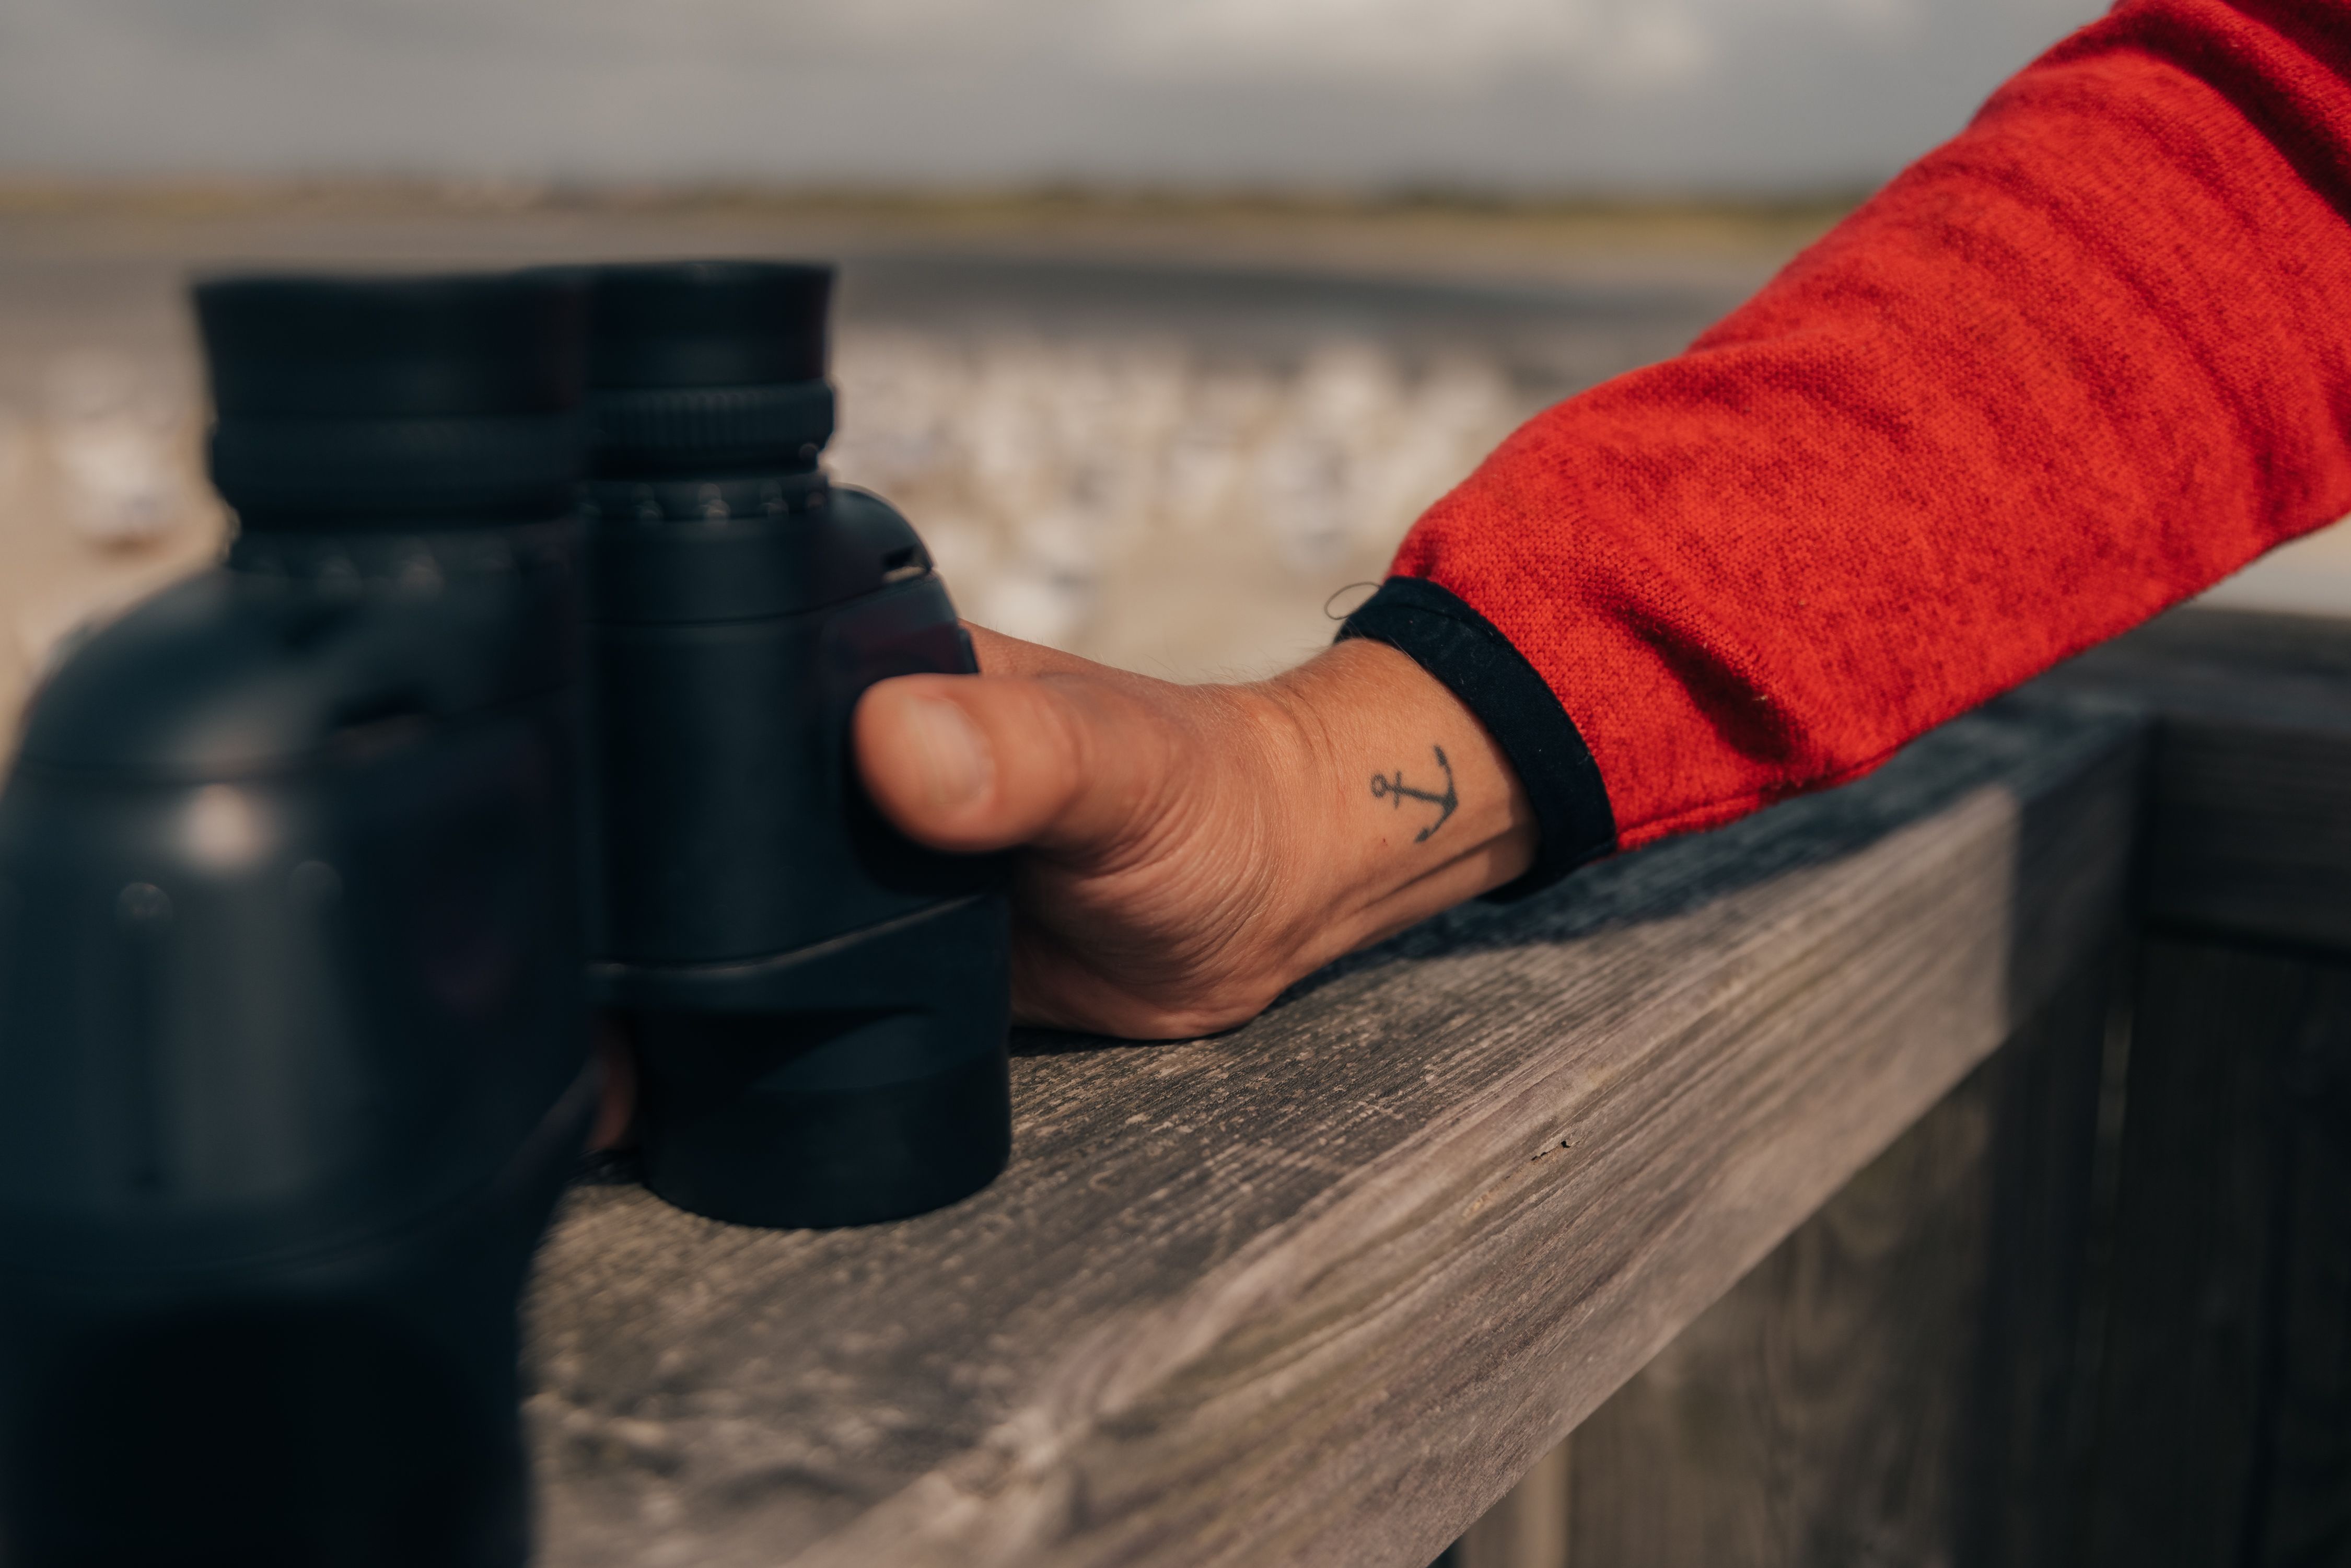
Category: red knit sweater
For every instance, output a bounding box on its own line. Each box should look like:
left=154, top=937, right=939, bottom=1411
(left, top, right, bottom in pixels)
left=1371, top=0, right=2351, bottom=862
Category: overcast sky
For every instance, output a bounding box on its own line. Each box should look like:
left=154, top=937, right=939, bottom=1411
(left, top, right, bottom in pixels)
left=0, top=0, right=2109, bottom=192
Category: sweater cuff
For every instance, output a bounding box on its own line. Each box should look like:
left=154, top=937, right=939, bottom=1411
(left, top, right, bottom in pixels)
left=1338, top=576, right=1616, bottom=899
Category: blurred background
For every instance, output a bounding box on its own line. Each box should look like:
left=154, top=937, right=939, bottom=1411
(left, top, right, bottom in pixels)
left=2, top=0, right=2340, bottom=735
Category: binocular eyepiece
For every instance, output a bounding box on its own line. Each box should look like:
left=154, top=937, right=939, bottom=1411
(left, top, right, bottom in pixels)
left=586, top=259, right=833, bottom=473
left=202, top=271, right=592, bottom=528
left=0, top=258, right=1011, bottom=1564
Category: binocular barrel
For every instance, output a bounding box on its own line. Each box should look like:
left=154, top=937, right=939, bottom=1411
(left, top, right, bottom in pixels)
left=579, top=261, right=1014, bottom=1229
left=0, top=273, right=599, bottom=1563
left=0, top=257, right=1014, bottom=1559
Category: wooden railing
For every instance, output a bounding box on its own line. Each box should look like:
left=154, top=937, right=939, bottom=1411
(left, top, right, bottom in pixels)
left=525, top=606, right=2351, bottom=1568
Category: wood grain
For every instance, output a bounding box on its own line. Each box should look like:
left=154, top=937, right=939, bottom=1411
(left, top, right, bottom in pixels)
left=526, top=697, right=2141, bottom=1568
left=1567, top=1057, right=2002, bottom=1568
left=1561, top=961, right=2111, bottom=1568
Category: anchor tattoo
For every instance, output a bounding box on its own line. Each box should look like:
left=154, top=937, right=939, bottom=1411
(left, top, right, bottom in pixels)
left=1370, top=746, right=1459, bottom=842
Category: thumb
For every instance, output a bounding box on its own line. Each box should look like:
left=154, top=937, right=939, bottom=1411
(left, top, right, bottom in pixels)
left=853, top=670, right=1174, bottom=856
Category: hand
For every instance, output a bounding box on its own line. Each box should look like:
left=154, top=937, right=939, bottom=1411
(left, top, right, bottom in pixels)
left=851, top=625, right=1539, bottom=1039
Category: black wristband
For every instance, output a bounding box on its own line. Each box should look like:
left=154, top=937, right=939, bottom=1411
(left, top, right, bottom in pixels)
left=1339, top=576, right=1616, bottom=899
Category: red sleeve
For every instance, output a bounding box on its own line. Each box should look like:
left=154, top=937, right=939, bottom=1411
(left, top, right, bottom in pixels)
left=1371, top=0, right=2351, bottom=861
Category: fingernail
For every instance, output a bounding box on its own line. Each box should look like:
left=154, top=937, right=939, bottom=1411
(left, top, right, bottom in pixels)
left=904, top=693, right=993, bottom=809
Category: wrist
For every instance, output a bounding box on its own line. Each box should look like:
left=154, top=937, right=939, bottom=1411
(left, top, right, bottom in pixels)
left=1248, top=638, right=1539, bottom=978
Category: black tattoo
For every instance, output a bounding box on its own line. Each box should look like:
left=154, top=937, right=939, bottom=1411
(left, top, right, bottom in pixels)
left=1370, top=746, right=1459, bottom=843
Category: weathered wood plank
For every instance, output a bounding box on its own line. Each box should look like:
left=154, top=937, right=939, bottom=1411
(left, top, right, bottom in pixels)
left=2085, top=938, right=2351, bottom=1568
left=2050, top=608, right=2351, bottom=954
left=526, top=696, right=2141, bottom=1568
left=1559, top=960, right=2111, bottom=1568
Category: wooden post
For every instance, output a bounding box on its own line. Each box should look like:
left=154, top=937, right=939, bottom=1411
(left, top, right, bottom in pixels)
left=2050, top=611, right=2351, bottom=1567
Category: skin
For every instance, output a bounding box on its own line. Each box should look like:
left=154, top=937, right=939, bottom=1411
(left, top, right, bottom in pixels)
left=590, top=622, right=1537, bottom=1145
left=852, top=624, right=1538, bottom=1038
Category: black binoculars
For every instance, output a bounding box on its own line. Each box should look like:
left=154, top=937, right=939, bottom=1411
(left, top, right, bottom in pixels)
left=0, top=262, right=1012, bottom=1563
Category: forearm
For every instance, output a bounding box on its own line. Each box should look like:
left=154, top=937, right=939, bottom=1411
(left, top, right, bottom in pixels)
left=1375, top=0, right=2351, bottom=867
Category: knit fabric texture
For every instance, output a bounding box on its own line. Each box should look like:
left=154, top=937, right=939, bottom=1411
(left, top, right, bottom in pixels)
left=1388, top=0, right=2351, bottom=854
